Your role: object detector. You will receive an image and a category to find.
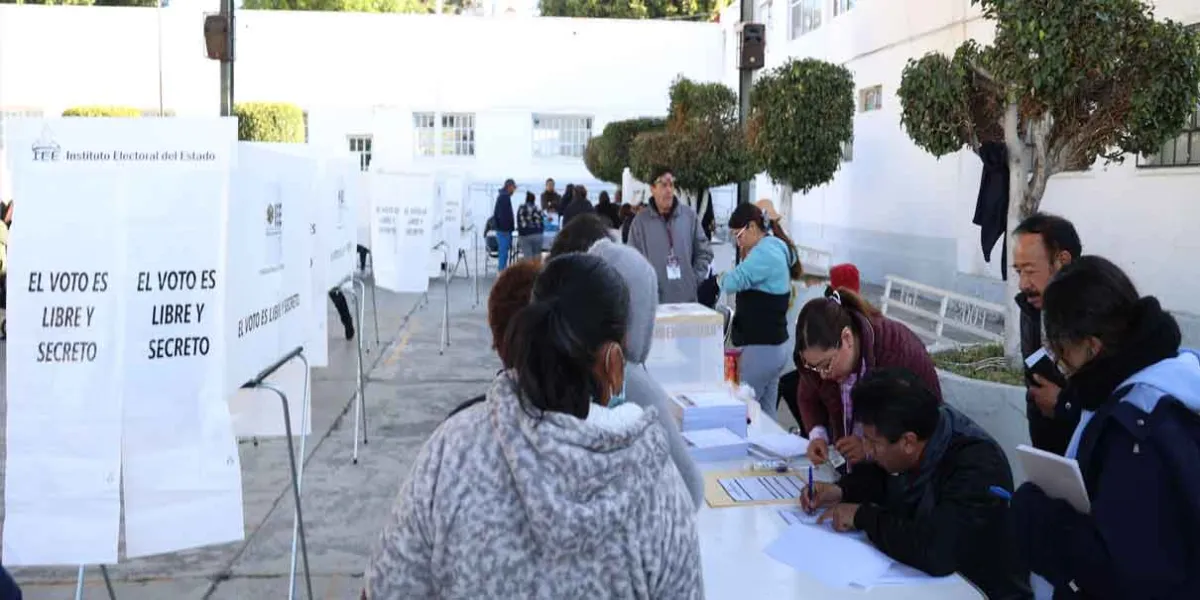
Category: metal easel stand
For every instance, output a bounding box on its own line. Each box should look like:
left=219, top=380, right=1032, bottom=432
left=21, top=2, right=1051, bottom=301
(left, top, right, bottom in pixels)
left=354, top=263, right=381, bottom=352
left=242, top=347, right=314, bottom=600
left=341, top=275, right=369, bottom=464
left=471, top=227, right=481, bottom=308
left=73, top=564, right=116, bottom=600
left=433, top=241, right=452, bottom=355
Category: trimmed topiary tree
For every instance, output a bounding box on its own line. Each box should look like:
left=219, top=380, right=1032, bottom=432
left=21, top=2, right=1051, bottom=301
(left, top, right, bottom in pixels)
left=629, top=77, right=756, bottom=206
left=896, top=0, right=1200, bottom=358
left=233, top=102, right=306, bottom=143
left=583, top=134, right=619, bottom=184
left=749, top=58, right=855, bottom=198
left=62, top=106, right=144, bottom=117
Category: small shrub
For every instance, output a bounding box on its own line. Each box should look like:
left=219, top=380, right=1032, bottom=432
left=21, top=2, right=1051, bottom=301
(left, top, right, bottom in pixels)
left=233, top=102, right=305, bottom=143
left=933, top=344, right=1024, bottom=386
left=62, top=106, right=143, bottom=117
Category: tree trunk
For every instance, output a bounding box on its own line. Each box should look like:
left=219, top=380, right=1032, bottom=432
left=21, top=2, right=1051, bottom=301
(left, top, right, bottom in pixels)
left=1002, top=102, right=1030, bottom=367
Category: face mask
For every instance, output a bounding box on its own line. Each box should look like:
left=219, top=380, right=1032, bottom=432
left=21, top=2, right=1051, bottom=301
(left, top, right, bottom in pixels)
left=605, top=345, right=629, bottom=409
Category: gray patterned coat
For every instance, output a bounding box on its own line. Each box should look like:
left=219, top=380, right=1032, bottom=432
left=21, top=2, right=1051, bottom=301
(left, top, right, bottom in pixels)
left=365, top=374, right=704, bottom=600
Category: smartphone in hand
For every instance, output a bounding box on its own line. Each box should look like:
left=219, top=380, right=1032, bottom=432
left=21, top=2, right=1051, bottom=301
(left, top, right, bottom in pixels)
left=1024, top=347, right=1068, bottom=388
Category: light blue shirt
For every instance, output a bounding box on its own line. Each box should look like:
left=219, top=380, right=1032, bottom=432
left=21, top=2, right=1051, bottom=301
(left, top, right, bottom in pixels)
left=719, top=236, right=795, bottom=296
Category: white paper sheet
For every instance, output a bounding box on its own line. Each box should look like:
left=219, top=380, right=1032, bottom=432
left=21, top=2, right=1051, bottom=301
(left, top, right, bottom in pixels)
left=683, top=428, right=744, bottom=448
left=764, top=522, right=895, bottom=589
left=1017, top=444, right=1091, bottom=513
left=718, top=475, right=805, bottom=502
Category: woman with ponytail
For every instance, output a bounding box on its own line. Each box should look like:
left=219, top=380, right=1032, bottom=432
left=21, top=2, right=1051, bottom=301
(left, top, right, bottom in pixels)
left=366, top=253, right=702, bottom=600
left=719, top=202, right=803, bottom=419
left=795, top=287, right=942, bottom=466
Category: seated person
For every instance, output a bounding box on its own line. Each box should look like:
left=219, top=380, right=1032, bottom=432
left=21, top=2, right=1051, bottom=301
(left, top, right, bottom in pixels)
left=801, top=368, right=1030, bottom=599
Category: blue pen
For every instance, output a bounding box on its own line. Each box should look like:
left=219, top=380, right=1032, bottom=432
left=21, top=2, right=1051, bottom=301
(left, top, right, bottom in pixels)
left=989, top=485, right=1012, bottom=502
left=807, top=465, right=814, bottom=503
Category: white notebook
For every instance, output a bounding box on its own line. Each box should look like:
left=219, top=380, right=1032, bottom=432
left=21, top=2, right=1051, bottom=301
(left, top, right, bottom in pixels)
left=1016, top=444, right=1091, bottom=513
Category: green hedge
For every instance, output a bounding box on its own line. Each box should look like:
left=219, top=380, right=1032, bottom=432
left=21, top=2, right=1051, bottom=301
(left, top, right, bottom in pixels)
left=233, top=102, right=305, bottom=143
left=62, top=106, right=144, bottom=117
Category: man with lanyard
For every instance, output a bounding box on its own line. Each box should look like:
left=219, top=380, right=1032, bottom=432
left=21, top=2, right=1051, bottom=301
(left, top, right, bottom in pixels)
left=628, top=168, right=713, bottom=303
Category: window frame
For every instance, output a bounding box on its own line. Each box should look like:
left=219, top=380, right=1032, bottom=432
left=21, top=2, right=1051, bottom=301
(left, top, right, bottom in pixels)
left=788, top=0, right=822, bottom=40
left=413, top=112, right=437, bottom=157
left=858, top=85, right=883, bottom=113
left=348, top=134, right=373, bottom=172
left=440, top=112, right=476, bottom=157
left=1137, top=100, right=1200, bottom=169
left=833, top=0, right=855, bottom=17
left=532, top=114, right=594, bottom=159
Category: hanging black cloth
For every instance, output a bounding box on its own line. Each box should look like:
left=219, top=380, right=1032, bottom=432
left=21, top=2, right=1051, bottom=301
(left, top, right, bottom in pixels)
left=972, top=141, right=1010, bottom=281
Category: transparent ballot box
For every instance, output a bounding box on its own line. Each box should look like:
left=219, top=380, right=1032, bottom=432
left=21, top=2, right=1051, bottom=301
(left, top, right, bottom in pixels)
left=645, top=302, right=725, bottom=390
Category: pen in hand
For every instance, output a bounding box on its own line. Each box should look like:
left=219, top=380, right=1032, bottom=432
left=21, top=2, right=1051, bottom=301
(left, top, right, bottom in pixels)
left=807, top=465, right=814, bottom=506
left=988, top=485, right=1012, bottom=502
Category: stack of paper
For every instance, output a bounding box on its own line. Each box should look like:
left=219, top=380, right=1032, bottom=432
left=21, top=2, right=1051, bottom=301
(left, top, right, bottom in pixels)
left=682, top=428, right=748, bottom=462
left=748, top=431, right=809, bottom=459
left=668, top=387, right=748, bottom=438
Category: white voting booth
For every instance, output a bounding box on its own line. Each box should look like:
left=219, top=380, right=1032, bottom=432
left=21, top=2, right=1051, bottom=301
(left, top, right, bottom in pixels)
left=2, top=119, right=329, bottom=600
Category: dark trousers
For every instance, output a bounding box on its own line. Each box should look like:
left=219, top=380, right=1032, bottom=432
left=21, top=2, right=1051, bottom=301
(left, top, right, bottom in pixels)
left=329, top=288, right=354, bottom=330
left=779, top=369, right=804, bottom=432
left=357, top=244, right=369, bottom=271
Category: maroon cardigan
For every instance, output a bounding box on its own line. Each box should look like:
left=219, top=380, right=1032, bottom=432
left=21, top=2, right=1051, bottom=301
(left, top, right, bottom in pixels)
left=796, top=312, right=942, bottom=440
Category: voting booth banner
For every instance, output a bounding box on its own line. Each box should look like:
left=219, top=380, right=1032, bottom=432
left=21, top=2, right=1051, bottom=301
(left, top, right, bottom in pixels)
left=2, top=117, right=244, bottom=564
left=440, top=177, right=465, bottom=258
left=225, top=143, right=316, bottom=439
left=322, top=158, right=358, bottom=291
left=428, top=178, right=448, bottom=278
left=225, top=143, right=314, bottom=395
left=370, top=171, right=436, bottom=293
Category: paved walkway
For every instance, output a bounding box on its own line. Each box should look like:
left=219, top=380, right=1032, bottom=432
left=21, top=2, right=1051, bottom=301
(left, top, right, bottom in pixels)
left=6, top=275, right=499, bottom=599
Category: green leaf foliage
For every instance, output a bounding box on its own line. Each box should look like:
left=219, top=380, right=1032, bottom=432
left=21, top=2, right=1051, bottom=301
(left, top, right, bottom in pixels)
left=583, top=135, right=616, bottom=183
left=586, top=117, right=667, bottom=184
left=749, top=58, right=855, bottom=192
left=538, top=0, right=717, bottom=20
left=233, top=102, right=305, bottom=143
left=898, top=0, right=1200, bottom=172
left=629, top=77, right=755, bottom=196
left=62, top=106, right=144, bottom=117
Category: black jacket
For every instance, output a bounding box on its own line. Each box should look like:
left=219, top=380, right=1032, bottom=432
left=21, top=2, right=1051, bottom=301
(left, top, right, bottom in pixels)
left=973, top=141, right=1010, bottom=280
left=560, top=196, right=595, bottom=226
left=597, top=202, right=621, bottom=229
left=1017, top=293, right=1081, bottom=455
left=843, top=406, right=1031, bottom=600
left=493, top=191, right=515, bottom=233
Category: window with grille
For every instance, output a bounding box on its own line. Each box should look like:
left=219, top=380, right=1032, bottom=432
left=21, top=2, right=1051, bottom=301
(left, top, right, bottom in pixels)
left=841, top=136, right=854, bottom=162
left=348, top=135, right=373, bottom=172
left=789, top=0, right=821, bottom=39
left=858, top=85, right=883, bottom=112
left=0, top=108, right=45, bottom=150
left=756, top=0, right=772, bottom=41
left=413, top=112, right=436, bottom=157
left=1139, top=101, right=1200, bottom=168
left=532, top=114, right=593, bottom=158
left=440, top=113, right=476, bottom=157
left=833, top=0, right=855, bottom=16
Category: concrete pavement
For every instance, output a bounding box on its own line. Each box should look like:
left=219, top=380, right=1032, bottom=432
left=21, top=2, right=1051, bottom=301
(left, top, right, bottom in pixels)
left=4, top=274, right=499, bottom=599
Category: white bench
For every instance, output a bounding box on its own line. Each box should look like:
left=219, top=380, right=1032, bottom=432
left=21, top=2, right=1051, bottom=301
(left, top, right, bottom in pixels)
left=795, top=245, right=832, bottom=283
left=879, top=275, right=1006, bottom=352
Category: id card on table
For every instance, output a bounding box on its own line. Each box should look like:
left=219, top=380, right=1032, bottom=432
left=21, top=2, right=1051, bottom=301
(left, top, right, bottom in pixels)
left=666, top=255, right=683, bottom=280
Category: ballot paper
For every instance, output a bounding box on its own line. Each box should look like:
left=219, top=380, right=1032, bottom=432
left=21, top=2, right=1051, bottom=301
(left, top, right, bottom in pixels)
left=682, top=428, right=748, bottom=462
left=669, top=388, right=747, bottom=438
left=764, top=522, right=895, bottom=589
left=1017, top=444, right=1091, bottom=513
left=778, top=507, right=820, bottom=527
left=748, top=431, right=809, bottom=459
left=718, top=475, right=805, bottom=502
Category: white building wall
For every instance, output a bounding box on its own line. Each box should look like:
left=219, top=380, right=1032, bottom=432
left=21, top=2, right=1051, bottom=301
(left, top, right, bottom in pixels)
left=0, top=6, right=723, bottom=207
left=724, top=0, right=1200, bottom=326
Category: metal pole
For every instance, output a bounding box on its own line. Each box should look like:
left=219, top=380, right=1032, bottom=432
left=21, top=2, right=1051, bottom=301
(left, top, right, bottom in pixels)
left=736, top=0, right=754, bottom=206
left=219, top=0, right=235, bottom=116
left=156, top=0, right=164, bottom=116
left=286, top=354, right=311, bottom=600
left=261, top=381, right=314, bottom=600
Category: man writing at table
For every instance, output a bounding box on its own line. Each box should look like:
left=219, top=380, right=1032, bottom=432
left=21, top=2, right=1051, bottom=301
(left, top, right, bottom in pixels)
left=801, top=368, right=1031, bottom=599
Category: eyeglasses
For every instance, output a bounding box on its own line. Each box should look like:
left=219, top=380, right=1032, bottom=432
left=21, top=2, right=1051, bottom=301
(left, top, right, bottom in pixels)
left=654, top=177, right=675, bottom=187
left=803, top=344, right=841, bottom=375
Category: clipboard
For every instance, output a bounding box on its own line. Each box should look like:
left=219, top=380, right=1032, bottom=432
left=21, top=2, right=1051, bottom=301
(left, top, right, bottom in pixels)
left=704, top=469, right=807, bottom=508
